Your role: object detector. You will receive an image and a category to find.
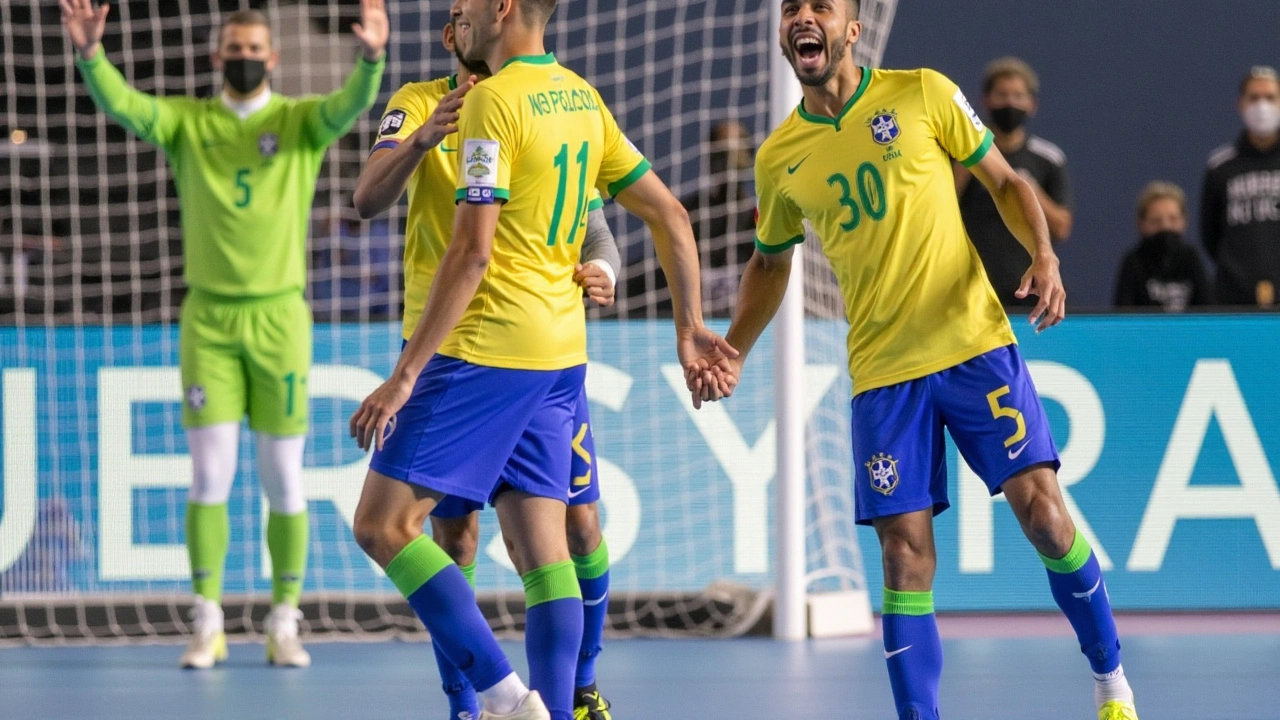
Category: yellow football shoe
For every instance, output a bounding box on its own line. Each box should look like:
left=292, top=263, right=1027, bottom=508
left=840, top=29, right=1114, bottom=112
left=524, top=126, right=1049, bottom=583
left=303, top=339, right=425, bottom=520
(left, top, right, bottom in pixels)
left=1098, top=700, right=1139, bottom=720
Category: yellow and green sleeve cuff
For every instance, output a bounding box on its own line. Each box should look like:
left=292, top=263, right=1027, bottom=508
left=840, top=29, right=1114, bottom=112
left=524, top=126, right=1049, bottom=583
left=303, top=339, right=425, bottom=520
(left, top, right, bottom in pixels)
left=754, top=234, right=805, bottom=254
left=606, top=159, right=652, bottom=198
left=960, top=129, right=995, bottom=168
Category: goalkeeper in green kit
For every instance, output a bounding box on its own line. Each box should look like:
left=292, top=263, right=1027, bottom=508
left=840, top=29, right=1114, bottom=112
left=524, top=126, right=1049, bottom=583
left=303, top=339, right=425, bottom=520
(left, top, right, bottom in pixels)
left=61, top=0, right=387, bottom=668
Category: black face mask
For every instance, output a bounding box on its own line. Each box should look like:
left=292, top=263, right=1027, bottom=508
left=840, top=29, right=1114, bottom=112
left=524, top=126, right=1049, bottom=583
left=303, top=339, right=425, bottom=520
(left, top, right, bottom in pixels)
left=1141, top=230, right=1182, bottom=252
left=989, top=106, right=1028, bottom=134
left=223, top=58, right=267, bottom=94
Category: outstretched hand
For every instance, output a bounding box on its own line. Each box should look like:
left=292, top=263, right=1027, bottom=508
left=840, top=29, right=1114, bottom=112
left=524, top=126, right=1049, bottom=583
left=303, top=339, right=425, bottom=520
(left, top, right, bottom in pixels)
left=349, top=374, right=415, bottom=452
left=351, top=0, right=389, bottom=62
left=60, top=0, right=110, bottom=58
left=1015, top=253, right=1066, bottom=333
left=677, top=327, right=740, bottom=409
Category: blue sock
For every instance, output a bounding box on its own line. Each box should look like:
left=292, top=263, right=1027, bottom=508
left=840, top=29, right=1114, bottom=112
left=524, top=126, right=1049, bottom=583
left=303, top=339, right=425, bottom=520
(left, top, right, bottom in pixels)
left=572, top=539, right=610, bottom=690
left=524, top=561, right=584, bottom=720
left=432, top=562, right=480, bottom=719
left=882, top=589, right=943, bottom=720
left=386, top=536, right=512, bottom=694
left=1042, top=530, right=1122, bottom=675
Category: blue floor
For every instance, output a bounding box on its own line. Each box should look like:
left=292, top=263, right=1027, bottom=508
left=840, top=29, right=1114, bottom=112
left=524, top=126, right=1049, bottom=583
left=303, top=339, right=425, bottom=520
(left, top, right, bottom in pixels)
left=2, top=634, right=1277, bottom=719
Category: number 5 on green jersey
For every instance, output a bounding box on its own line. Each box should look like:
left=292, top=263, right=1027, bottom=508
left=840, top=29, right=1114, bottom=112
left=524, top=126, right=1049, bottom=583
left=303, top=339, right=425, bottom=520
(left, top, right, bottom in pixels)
left=234, top=168, right=252, bottom=208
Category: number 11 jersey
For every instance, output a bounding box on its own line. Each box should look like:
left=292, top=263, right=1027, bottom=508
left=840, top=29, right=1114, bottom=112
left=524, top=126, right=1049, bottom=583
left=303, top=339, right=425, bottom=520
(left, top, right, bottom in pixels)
left=448, top=53, right=649, bottom=370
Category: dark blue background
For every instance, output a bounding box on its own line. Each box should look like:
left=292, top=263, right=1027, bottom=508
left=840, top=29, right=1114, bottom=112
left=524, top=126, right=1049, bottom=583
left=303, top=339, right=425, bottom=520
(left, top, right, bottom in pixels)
left=883, top=1, right=1280, bottom=306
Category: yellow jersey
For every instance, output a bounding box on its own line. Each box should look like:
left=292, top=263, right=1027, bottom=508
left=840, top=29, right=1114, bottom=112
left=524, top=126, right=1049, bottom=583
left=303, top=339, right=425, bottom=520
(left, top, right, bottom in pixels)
left=450, top=53, right=648, bottom=369
left=374, top=75, right=605, bottom=342
left=755, top=67, right=1015, bottom=394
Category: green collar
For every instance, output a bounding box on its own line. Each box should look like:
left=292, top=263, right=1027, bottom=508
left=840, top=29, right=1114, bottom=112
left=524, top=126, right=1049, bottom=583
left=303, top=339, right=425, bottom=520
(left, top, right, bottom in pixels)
left=501, top=52, right=556, bottom=70
left=448, top=74, right=458, bottom=90
left=797, top=67, right=871, bottom=131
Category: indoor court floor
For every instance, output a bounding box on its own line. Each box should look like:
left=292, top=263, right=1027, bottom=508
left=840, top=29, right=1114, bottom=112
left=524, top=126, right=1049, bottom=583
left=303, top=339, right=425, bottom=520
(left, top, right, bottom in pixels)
left=3, top=615, right=1277, bottom=719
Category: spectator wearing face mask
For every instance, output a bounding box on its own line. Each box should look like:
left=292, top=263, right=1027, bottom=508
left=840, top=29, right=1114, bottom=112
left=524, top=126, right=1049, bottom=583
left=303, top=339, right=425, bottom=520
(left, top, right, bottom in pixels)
left=957, top=57, right=1073, bottom=308
left=1114, top=182, right=1210, bottom=312
left=1201, top=66, right=1280, bottom=307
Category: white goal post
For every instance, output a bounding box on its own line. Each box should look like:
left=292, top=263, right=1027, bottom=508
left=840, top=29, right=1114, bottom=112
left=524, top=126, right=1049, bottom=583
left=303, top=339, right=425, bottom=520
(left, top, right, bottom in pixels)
left=771, top=0, right=898, bottom=640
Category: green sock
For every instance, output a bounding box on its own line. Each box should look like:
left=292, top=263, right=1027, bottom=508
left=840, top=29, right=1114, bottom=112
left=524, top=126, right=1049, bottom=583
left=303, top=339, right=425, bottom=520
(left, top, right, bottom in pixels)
left=267, top=511, right=308, bottom=606
left=385, top=534, right=456, bottom=597
left=186, top=502, right=229, bottom=603
left=459, top=561, right=477, bottom=588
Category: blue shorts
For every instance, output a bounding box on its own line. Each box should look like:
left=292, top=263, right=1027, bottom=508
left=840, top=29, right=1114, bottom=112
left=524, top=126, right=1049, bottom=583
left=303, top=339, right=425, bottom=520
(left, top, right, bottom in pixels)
left=852, top=344, right=1060, bottom=525
left=369, top=354, right=587, bottom=507
left=430, top=383, right=601, bottom=519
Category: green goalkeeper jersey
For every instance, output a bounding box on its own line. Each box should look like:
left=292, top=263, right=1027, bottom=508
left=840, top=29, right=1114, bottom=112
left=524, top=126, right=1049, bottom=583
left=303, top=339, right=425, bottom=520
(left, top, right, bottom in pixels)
left=76, top=52, right=385, bottom=297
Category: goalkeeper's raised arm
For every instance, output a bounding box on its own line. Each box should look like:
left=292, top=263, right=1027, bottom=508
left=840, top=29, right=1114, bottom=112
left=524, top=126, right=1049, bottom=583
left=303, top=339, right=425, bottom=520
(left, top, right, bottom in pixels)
left=63, top=0, right=387, bottom=154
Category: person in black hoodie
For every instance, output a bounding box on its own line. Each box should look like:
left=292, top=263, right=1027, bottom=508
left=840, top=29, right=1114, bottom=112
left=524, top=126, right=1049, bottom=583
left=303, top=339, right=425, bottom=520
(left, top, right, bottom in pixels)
left=1201, top=66, right=1280, bottom=306
left=1115, top=182, right=1211, bottom=311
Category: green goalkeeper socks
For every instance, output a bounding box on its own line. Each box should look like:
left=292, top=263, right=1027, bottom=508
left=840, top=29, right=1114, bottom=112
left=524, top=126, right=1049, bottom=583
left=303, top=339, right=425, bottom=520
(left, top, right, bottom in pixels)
left=267, top=511, right=309, bottom=606
left=186, top=502, right=229, bottom=602
left=187, top=505, right=307, bottom=605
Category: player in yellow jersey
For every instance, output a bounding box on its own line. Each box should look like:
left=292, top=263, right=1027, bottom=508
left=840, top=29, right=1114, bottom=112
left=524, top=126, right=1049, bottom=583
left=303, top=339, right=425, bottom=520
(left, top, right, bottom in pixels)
left=352, top=19, right=620, bottom=720
left=346, top=2, right=734, bottom=720
left=721, top=2, right=1138, bottom=719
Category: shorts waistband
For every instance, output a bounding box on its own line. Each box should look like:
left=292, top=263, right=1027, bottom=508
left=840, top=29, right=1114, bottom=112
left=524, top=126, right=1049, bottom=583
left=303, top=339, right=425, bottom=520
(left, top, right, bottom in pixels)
left=186, top=288, right=303, bottom=305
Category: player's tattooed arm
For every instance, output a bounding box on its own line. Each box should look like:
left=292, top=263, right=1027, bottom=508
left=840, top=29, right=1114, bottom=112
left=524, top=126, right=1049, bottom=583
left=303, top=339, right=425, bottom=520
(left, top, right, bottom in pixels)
left=969, top=146, right=1066, bottom=332
left=354, top=79, right=475, bottom=218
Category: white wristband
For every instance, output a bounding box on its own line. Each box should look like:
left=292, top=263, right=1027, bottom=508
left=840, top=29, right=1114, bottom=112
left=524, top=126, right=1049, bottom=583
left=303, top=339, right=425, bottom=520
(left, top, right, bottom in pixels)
left=586, top=258, right=617, bottom=290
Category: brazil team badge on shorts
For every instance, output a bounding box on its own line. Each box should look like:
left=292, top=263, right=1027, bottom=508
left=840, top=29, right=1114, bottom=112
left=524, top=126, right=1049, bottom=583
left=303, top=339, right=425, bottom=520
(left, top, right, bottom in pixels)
left=186, top=384, right=206, bottom=412
left=868, top=110, right=900, bottom=145
left=866, top=452, right=900, bottom=495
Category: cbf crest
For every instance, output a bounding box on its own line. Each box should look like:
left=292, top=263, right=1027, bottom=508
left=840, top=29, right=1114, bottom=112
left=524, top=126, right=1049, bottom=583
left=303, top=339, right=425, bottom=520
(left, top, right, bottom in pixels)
left=258, top=132, right=279, bottom=159
left=186, top=385, right=206, bottom=412
left=867, top=109, right=900, bottom=145
left=866, top=453, right=900, bottom=495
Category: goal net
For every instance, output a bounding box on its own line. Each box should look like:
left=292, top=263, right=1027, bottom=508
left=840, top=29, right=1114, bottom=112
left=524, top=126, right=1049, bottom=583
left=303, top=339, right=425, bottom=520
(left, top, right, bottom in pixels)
left=0, top=0, right=895, bottom=643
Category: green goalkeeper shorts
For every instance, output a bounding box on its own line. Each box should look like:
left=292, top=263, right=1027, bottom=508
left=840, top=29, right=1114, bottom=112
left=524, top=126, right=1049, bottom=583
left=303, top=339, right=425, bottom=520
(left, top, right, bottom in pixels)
left=179, top=289, right=312, bottom=436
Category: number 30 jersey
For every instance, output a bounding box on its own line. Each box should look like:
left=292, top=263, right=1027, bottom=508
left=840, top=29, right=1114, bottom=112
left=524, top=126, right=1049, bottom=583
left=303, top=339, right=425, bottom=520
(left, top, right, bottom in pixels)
left=755, top=67, right=1015, bottom=395
left=449, top=53, right=649, bottom=370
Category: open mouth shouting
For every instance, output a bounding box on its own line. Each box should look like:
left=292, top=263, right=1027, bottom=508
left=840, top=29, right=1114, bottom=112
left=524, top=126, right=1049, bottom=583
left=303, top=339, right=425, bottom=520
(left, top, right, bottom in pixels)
left=791, top=28, right=826, bottom=74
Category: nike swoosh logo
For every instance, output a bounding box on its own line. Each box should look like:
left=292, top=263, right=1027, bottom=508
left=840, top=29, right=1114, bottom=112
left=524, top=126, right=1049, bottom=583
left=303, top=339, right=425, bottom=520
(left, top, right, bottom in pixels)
left=787, top=154, right=812, bottom=174
left=567, top=486, right=591, bottom=499
left=440, top=146, right=457, bottom=153
left=583, top=593, right=608, bottom=607
left=1008, top=439, right=1032, bottom=460
left=884, top=645, right=913, bottom=659
left=1072, top=578, right=1102, bottom=602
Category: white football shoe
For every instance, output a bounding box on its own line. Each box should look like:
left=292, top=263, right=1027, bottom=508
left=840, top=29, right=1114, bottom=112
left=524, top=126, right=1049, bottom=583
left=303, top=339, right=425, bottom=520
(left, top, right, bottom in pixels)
left=479, top=691, right=551, bottom=720
left=179, top=597, right=227, bottom=669
left=265, top=604, right=311, bottom=668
